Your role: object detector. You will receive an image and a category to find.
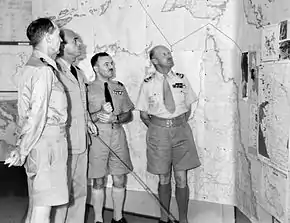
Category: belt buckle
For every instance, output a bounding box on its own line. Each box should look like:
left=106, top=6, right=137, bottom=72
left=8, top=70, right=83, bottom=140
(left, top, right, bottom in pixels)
left=166, top=119, right=173, bottom=127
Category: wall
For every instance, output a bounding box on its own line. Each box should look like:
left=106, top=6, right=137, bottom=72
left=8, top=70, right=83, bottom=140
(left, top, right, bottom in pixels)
left=238, top=0, right=290, bottom=223
left=2, top=0, right=290, bottom=222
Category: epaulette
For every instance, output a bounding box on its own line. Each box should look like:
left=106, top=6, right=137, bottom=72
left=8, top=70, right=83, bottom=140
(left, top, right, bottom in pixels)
left=176, top=72, right=184, bottom=78
left=144, top=74, right=155, bottom=83
left=111, top=80, right=124, bottom=86
left=40, top=58, right=56, bottom=72
left=26, top=57, right=47, bottom=67
left=40, top=58, right=49, bottom=66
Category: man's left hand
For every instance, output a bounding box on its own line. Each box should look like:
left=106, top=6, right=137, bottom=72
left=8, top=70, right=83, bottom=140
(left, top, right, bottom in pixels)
left=96, top=112, right=116, bottom=124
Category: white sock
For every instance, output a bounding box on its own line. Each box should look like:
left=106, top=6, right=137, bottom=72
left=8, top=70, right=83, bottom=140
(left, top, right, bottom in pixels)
left=112, top=187, right=125, bottom=221
left=92, top=188, right=104, bottom=222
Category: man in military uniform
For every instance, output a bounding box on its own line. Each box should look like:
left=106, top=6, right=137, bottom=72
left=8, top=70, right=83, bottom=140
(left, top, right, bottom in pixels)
left=87, top=52, right=134, bottom=223
left=52, top=28, right=98, bottom=223
left=136, top=45, right=201, bottom=223
left=5, top=18, right=69, bottom=223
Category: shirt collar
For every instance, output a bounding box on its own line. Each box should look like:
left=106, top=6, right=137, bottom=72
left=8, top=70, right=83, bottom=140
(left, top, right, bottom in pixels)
left=32, top=50, right=58, bottom=71
left=155, top=70, right=174, bottom=79
left=58, top=58, right=71, bottom=70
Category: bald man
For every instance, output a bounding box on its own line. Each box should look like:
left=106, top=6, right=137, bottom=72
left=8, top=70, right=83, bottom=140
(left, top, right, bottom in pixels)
left=136, top=45, right=201, bottom=223
left=51, top=28, right=98, bottom=223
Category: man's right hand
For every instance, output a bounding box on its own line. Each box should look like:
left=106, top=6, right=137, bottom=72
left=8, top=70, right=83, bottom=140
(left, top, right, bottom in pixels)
left=102, top=102, right=113, bottom=113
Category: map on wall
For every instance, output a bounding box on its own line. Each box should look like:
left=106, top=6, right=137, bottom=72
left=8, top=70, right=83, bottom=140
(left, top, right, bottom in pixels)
left=0, top=100, right=18, bottom=162
left=0, top=0, right=32, bottom=42
left=261, top=25, right=279, bottom=62
left=0, top=45, right=32, bottom=92
left=258, top=63, right=290, bottom=173
left=258, top=164, right=287, bottom=223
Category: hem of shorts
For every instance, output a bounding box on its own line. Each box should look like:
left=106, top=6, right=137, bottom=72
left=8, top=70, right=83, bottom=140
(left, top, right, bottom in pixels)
left=147, top=163, right=201, bottom=175
left=89, top=170, right=132, bottom=179
left=32, top=191, right=68, bottom=206
left=175, top=163, right=201, bottom=172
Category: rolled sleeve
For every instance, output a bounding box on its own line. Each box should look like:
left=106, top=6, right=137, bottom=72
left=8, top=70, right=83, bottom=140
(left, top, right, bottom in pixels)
left=122, top=86, right=134, bottom=113
left=17, top=67, right=53, bottom=157
left=135, top=82, right=149, bottom=112
left=184, top=76, right=198, bottom=107
left=87, top=86, right=102, bottom=114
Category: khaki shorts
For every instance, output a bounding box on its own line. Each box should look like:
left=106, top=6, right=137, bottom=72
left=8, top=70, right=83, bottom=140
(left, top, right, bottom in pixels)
left=25, top=126, right=68, bottom=206
left=146, top=122, right=200, bottom=175
left=88, top=124, right=133, bottom=179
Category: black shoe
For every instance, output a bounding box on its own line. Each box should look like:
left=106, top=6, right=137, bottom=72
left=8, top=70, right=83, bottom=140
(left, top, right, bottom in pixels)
left=158, top=220, right=179, bottom=223
left=111, top=217, right=128, bottom=223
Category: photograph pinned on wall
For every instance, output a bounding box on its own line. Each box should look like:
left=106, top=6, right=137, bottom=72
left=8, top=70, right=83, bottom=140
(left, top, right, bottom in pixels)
left=248, top=51, right=258, bottom=101
left=241, top=52, right=248, bottom=99
left=261, top=24, right=279, bottom=62
left=279, top=40, right=290, bottom=60
left=279, top=20, right=287, bottom=40
left=278, top=20, right=290, bottom=60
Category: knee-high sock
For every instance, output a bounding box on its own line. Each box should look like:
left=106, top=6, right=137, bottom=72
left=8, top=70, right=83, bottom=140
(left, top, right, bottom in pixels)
left=92, top=188, right=104, bottom=222
left=175, top=186, right=189, bottom=222
left=158, top=183, right=172, bottom=221
left=112, top=187, right=125, bottom=221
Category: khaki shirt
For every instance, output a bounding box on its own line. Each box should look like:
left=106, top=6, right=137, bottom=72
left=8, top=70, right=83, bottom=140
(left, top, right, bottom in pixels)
left=87, top=79, right=134, bottom=116
left=136, top=70, right=197, bottom=119
left=16, top=50, right=68, bottom=157
left=56, top=58, right=88, bottom=154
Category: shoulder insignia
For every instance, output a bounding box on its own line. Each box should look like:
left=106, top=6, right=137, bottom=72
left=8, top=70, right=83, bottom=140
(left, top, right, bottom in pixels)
left=111, top=80, right=124, bottom=86
left=40, top=58, right=56, bottom=72
left=144, top=74, right=155, bottom=83
left=176, top=72, right=184, bottom=79
left=26, top=57, right=47, bottom=67
left=117, top=81, right=123, bottom=86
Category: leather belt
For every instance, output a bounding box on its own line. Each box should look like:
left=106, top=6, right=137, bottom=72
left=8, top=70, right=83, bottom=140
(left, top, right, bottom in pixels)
left=150, top=114, right=186, bottom=128
left=95, top=122, right=121, bottom=129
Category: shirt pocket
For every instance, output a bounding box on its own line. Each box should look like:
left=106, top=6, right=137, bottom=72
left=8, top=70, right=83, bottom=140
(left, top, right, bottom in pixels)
left=148, top=92, right=161, bottom=112
left=173, top=85, right=186, bottom=104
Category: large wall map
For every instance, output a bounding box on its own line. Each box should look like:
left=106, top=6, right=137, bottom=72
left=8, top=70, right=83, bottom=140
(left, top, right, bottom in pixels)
left=2, top=0, right=290, bottom=222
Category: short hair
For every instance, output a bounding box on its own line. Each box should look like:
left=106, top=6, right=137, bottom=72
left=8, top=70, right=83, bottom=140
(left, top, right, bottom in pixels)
left=149, top=48, right=156, bottom=60
left=90, top=52, right=110, bottom=67
left=57, top=29, right=68, bottom=57
left=26, top=18, right=56, bottom=47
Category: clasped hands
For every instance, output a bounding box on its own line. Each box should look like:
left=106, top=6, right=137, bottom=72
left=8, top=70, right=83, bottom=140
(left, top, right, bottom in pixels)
left=4, top=104, right=116, bottom=167
left=96, top=102, right=117, bottom=123
left=4, top=149, right=26, bottom=168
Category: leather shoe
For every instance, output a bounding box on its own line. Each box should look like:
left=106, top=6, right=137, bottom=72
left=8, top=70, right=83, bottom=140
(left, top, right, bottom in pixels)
left=111, top=217, right=128, bottom=223
left=158, top=220, right=179, bottom=223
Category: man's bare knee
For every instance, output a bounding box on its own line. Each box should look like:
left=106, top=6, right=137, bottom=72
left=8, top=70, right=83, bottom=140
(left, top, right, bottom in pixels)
left=159, top=172, right=171, bottom=185
left=93, top=177, right=105, bottom=190
left=174, top=170, right=187, bottom=188
left=112, top=174, right=127, bottom=188
left=31, top=206, right=51, bottom=223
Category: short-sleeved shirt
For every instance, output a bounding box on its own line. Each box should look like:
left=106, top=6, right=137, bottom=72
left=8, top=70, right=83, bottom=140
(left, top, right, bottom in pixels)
left=87, top=79, right=134, bottom=116
left=136, top=70, right=197, bottom=119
